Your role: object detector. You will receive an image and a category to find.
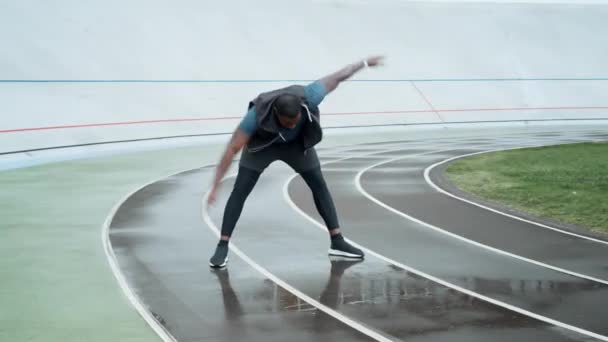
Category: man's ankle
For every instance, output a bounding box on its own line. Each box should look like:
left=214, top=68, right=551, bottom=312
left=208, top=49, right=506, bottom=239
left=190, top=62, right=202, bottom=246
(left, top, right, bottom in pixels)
left=330, top=233, right=344, bottom=241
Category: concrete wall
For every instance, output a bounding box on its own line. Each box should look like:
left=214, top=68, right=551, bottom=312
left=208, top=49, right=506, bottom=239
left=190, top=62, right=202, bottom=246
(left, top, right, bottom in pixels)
left=1, top=0, right=607, bottom=154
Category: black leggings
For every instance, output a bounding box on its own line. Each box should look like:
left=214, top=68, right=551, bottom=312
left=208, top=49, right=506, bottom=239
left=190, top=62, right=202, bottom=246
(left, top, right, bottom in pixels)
left=220, top=166, right=339, bottom=237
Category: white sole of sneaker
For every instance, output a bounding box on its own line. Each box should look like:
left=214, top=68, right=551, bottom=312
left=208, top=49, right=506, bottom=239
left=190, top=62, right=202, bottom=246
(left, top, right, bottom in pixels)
left=328, top=249, right=364, bottom=259
left=209, top=258, right=228, bottom=268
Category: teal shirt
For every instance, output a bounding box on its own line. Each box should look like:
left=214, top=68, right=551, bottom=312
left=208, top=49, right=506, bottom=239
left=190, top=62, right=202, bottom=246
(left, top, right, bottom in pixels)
left=239, top=81, right=327, bottom=142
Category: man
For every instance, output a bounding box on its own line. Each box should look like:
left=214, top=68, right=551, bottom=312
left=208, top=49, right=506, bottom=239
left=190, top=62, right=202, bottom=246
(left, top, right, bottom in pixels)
left=207, top=56, right=385, bottom=268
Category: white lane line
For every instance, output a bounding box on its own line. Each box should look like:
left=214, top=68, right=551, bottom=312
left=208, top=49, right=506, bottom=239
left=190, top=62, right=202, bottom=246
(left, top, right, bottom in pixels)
left=423, top=147, right=608, bottom=246
left=284, top=142, right=608, bottom=342
left=201, top=181, right=396, bottom=342
left=355, top=142, right=608, bottom=286
left=102, top=166, right=218, bottom=342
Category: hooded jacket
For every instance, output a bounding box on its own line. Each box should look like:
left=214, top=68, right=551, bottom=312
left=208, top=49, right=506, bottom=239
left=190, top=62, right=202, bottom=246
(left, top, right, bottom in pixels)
left=246, top=85, right=323, bottom=153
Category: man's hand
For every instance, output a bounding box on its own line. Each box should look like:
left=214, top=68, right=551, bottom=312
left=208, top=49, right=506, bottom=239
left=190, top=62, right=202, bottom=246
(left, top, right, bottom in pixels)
left=366, top=55, right=385, bottom=67
left=208, top=186, right=219, bottom=205
left=320, top=55, right=386, bottom=93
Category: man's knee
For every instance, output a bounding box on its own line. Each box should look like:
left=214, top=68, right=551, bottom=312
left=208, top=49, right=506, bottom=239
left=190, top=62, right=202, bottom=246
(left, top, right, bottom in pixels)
left=232, top=167, right=261, bottom=194
left=301, top=167, right=327, bottom=189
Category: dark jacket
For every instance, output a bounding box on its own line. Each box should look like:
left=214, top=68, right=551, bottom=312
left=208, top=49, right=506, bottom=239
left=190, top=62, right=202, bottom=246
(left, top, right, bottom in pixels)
left=246, top=85, right=323, bottom=153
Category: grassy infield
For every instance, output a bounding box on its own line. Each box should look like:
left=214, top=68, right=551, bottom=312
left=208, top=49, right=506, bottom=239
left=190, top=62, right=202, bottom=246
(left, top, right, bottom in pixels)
left=445, top=142, right=608, bottom=234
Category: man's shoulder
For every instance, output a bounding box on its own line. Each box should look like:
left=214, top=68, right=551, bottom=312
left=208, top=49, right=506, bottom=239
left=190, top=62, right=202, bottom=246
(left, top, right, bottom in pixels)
left=303, top=81, right=327, bottom=107
left=239, top=106, right=258, bottom=135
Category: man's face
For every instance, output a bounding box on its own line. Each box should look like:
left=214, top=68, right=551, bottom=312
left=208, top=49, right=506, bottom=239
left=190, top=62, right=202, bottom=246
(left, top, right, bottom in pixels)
left=276, top=112, right=301, bottom=129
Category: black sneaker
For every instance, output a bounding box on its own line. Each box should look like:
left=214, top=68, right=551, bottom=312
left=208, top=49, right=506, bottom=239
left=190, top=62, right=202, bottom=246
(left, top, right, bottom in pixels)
left=329, top=235, right=364, bottom=259
left=209, top=242, right=229, bottom=268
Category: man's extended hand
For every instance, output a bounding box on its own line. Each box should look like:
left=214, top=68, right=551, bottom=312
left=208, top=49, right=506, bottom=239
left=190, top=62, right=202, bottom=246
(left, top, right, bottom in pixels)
left=365, top=55, right=385, bottom=67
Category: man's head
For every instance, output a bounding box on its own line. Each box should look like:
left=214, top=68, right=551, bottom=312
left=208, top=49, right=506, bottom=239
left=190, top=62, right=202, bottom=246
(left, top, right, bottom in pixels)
left=273, top=94, right=302, bottom=129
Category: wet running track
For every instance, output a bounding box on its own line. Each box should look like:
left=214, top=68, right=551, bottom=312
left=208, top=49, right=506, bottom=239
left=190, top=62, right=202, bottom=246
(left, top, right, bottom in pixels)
left=108, top=127, right=608, bottom=342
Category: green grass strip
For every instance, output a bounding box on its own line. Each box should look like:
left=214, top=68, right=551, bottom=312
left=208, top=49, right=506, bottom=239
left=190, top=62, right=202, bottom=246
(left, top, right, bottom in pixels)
left=446, top=142, right=608, bottom=234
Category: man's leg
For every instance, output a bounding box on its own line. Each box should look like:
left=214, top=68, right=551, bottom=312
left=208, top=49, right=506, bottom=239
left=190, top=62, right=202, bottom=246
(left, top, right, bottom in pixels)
left=282, top=145, right=363, bottom=258
left=299, top=166, right=364, bottom=258
left=299, top=166, right=340, bottom=234
left=210, top=142, right=280, bottom=268
left=209, top=166, right=262, bottom=268
left=220, top=166, right=262, bottom=239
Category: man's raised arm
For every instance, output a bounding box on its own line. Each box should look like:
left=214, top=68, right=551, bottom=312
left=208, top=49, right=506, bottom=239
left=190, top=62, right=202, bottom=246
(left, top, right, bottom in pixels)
left=319, top=56, right=385, bottom=94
